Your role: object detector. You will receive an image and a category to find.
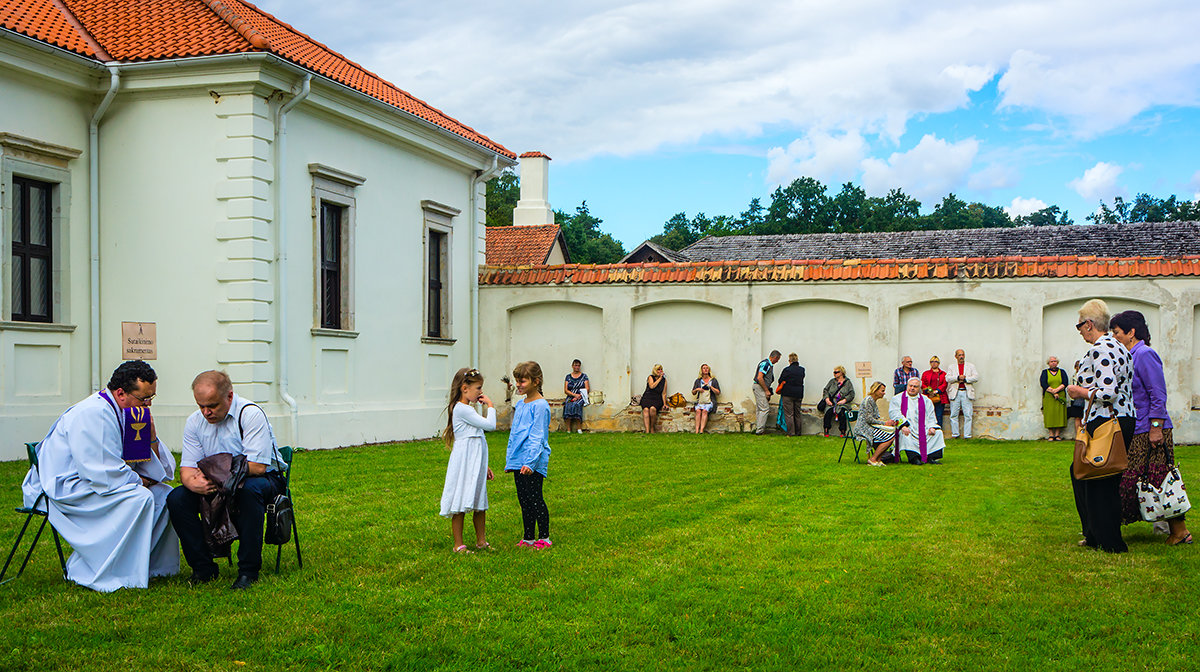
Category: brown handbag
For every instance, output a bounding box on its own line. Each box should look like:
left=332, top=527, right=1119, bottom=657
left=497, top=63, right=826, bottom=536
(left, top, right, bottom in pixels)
left=1072, top=399, right=1128, bottom=480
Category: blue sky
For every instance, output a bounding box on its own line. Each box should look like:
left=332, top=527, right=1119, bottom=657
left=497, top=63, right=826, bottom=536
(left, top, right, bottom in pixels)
left=257, top=0, right=1200, bottom=249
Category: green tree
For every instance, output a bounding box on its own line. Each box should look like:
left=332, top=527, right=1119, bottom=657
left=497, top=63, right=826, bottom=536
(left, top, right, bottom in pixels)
left=557, top=201, right=626, bottom=264
left=831, top=182, right=867, bottom=233
left=484, top=170, right=519, bottom=227
left=1013, top=205, right=1072, bottom=226
left=763, top=177, right=833, bottom=234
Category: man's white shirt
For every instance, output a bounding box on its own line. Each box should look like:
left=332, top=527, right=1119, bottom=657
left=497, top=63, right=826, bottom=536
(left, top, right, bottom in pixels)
left=181, top=393, right=282, bottom=470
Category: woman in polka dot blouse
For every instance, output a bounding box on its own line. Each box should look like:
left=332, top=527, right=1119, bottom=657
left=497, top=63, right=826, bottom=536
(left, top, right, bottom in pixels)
left=1066, top=298, right=1135, bottom=553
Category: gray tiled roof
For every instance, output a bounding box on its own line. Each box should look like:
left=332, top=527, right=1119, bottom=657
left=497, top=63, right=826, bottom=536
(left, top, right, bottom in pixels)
left=680, top=222, right=1200, bottom=262
left=620, top=241, right=691, bottom=264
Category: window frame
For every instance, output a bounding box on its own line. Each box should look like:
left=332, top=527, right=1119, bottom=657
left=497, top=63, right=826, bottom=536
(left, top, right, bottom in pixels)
left=421, top=200, right=460, bottom=344
left=1, top=133, right=79, bottom=327
left=10, top=176, right=54, bottom=323
left=308, top=164, right=364, bottom=333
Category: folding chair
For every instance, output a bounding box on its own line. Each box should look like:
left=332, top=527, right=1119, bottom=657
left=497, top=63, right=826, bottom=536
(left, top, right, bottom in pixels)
left=837, top=410, right=868, bottom=463
left=0, top=443, right=67, bottom=585
left=272, top=446, right=303, bottom=573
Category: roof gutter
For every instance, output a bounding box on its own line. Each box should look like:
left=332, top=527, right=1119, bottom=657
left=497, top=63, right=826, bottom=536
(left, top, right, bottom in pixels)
left=89, top=64, right=120, bottom=391
left=470, top=155, right=501, bottom=368
left=0, top=27, right=108, bottom=70
left=273, top=73, right=311, bottom=445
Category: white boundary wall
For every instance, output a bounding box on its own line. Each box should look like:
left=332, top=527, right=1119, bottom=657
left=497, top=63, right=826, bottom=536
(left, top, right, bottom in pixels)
left=480, top=277, right=1200, bottom=442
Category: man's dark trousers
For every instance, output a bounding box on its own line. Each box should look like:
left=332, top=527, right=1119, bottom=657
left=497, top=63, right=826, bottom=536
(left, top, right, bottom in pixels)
left=167, top=474, right=281, bottom=577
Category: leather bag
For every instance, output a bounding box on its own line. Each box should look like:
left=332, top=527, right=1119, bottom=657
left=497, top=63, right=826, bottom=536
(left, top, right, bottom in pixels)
left=1072, top=400, right=1128, bottom=480
left=265, top=491, right=294, bottom=545
left=1138, top=467, right=1191, bottom=522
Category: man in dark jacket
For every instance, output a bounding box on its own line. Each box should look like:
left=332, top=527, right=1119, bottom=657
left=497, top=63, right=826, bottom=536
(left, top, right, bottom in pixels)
left=777, top=353, right=806, bottom=436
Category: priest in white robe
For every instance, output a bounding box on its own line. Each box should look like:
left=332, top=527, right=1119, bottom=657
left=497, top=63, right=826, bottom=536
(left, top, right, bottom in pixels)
left=132, top=430, right=180, bottom=579
left=21, top=361, right=172, bottom=591
left=889, top=377, right=946, bottom=464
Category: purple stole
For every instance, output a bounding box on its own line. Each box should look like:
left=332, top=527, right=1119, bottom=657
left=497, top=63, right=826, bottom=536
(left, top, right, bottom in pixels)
left=99, top=390, right=153, bottom=463
left=901, top=393, right=927, bottom=463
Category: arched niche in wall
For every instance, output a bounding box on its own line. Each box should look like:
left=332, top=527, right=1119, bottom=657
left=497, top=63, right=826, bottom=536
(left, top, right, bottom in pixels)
left=631, top=301, right=733, bottom=400
left=508, top=302, right=604, bottom=390
left=1191, top=304, right=1200, bottom=410
left=899, top=299, right=1012, bottom=405
left=1042, top=297, right=1160, bottom=373
left=763, top=300, right=869, bottom=404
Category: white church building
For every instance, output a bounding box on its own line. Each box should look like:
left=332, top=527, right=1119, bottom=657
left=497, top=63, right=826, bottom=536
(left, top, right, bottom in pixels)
left=0, top=0, right=516, bottom=458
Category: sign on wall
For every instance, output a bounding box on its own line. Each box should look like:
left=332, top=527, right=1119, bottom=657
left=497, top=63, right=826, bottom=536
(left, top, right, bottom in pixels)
left=121, top=322, right=157, bottom=360
left=854, top=361, right=872, bottom=379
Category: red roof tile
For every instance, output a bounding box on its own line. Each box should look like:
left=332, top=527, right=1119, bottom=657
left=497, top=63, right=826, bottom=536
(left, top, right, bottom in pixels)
left=519, top=151, right=550, bottom=159
left=1, top=0, right=97, bottom=57
left=484, top=225, right=564, bottom=266
left=2, top=0, right=514, bottom=158
left=479, top=255, right=1200, bottom=285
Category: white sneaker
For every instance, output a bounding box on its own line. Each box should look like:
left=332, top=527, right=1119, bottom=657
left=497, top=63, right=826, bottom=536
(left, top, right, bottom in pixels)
left=576, top=429, right=582, bottom=434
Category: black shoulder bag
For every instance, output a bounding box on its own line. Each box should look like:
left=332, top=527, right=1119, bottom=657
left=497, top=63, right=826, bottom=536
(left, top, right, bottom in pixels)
left=238, top=404, right=293, bottom=545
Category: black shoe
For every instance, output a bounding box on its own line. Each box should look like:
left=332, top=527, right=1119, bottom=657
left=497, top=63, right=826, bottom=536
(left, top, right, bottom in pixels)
left=230, top=573, right=258, bottom=590
left=928, top=459, right=942, bottom=465
left=188, top=568, right=219, bottom=585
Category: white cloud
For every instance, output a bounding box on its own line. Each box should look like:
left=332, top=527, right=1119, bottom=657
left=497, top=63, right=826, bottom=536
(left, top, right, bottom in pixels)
left=765, top=130, right=866, bottom=186
left=246, top=0, right=1200, bottom=179
left=1004, top=197, right=1048, bottom=218
left=1190, top=170, right=1200, bottom=200
left=860, top=135, right=979, bottom=204
left=1069, top=162, right=1125, bottom=203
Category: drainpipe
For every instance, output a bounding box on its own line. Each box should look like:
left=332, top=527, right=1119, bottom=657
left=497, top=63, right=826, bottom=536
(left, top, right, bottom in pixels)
left=471, top=155, right=501, bottom=368
left=89, top=65, right=120, bottom=391
left=274, top=74, right=311, bottom=444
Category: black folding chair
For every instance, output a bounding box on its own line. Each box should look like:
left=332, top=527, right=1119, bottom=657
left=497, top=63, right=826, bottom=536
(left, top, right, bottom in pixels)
left=837, top=410, right=868, bottom=463
left=0, top=442, right=67, bottom=585
left=272, top=446, right=303, bottom=573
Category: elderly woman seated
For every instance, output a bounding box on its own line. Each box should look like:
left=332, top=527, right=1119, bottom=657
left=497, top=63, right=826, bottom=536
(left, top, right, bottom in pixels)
left=854, top=381, right=898, bottom=467
left=889, top=377, right=946, bottom=465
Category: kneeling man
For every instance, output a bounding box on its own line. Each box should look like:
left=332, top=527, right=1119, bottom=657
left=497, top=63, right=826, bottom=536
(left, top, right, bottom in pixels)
left=889, top=377, right=946, bottom=465
left=167, top=371, right=285, bottom=589
left=21, top=361, right=178, bottom=591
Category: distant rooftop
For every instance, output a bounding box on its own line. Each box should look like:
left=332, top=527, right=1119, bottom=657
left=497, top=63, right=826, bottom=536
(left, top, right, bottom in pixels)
left=681, top=222, right=1200, bottom=262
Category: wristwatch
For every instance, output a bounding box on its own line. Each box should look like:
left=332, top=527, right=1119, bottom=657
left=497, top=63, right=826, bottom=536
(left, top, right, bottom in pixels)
left=1151, top=420, right=1163, bottom=428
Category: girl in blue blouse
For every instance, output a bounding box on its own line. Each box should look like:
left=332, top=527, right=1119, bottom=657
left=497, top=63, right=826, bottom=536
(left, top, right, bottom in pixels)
left=506, top=361, right=553, bottom=548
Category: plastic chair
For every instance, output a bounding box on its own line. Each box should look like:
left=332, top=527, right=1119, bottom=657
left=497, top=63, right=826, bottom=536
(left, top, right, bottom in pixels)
left=837, top=410, right=868, bottom=463
left=272, top=446, right=303, bottom=573
left=0, top=443, right=67, bottom=585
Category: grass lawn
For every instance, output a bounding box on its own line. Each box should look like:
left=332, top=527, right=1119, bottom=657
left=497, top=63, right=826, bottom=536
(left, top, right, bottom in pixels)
left=0, top=432, right=1196, bottom=671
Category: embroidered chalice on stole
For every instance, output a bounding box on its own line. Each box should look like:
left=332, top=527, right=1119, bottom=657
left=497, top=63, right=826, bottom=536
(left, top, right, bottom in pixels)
left=123, top=407, right=153, bottom=463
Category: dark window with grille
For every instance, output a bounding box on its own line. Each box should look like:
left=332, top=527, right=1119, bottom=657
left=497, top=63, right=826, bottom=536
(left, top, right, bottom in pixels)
left=427, top=230, right=446, bottom=337
left=11, top=177, right=53, bottom=323
left=319, top=201, right=343, bottom=329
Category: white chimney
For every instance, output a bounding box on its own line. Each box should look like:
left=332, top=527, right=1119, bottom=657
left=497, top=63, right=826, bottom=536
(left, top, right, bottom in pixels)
left=513, top=152, right=554, bottom=226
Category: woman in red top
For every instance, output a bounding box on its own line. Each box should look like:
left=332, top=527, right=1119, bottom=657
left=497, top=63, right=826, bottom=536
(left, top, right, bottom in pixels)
left=921, top=356, right=948, bottom=429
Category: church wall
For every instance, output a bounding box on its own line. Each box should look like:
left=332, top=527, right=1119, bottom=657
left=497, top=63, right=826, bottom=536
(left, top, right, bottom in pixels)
left=480, top=278, right=1200, bottom=442
left=0, top=53, right=503, bottom=459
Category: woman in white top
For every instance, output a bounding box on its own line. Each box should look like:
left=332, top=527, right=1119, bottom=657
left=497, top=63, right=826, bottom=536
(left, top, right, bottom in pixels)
left=440, top=368, right=496, bottom=553
left=1066, top=299, right=1135, bottom=553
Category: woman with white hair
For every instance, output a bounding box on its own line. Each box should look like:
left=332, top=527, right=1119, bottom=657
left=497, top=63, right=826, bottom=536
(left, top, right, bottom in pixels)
left=1039, top=356, right=1069, bottom=441
left=1066, top=299, right=1135, bottom=553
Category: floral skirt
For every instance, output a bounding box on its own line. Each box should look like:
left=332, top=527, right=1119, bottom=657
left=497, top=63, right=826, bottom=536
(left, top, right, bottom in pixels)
left=1119, top=428, right=1181, bottom=525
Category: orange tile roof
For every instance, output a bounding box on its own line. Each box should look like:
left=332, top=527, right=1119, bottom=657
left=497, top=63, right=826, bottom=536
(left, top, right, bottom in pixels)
left=485, top=225, right=564, bottom=266
left=519, top=151, right=550, bottom=159
left=2, top=0, right=514, bottom=158
left=1, top=0, right=96, bottom=57
left=479, top=255, right=1200, bottom=285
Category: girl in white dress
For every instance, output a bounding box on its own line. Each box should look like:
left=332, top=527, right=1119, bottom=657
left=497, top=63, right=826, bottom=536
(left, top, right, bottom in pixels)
left=439, top=368, right=496, bottom=553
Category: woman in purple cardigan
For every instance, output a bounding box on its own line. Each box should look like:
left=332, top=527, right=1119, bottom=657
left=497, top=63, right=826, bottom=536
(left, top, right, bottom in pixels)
left=1110, top=310, right=1191, bottom=546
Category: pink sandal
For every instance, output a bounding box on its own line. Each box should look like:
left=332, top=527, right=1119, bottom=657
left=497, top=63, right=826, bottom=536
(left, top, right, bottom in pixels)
left=453, top=545, right=473, bottom=554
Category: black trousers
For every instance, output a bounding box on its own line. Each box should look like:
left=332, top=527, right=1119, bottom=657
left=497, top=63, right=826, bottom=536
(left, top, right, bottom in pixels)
left=514, top=471, right=550, bottom=541
left=823, top=407, right=847, bottom=435
left=167, top=474, right=282, bottom=577
left=1071, top=415, right=1135, bottom=553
